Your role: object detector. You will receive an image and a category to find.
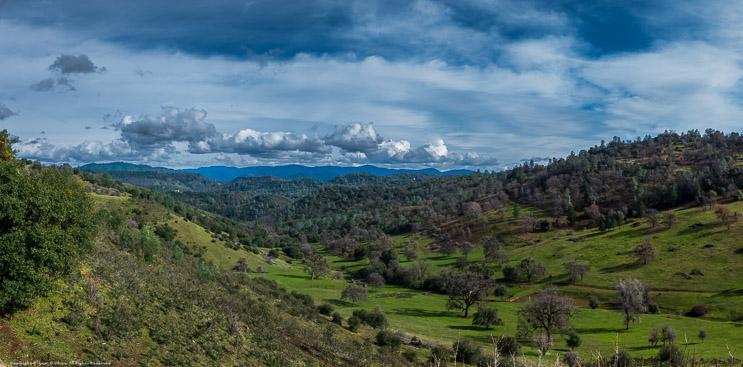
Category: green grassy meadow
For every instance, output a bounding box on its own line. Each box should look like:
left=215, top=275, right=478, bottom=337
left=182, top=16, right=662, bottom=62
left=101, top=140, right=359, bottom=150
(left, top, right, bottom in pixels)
left=227, top=202, right=743, bottom=360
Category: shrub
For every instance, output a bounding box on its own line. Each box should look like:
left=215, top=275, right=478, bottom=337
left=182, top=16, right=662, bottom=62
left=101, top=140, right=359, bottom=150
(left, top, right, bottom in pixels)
left=494, top=284, right=509, bottom=299
left=658, top=345, right=684, bottom=364
left=502, top=265, right=518, bottom=283
left=140, top=225, right=162, bottom=262
left=496, top=335, right=521, bottom=356
left=402, top=349, right=418, bottom=363
left=563, top=352, right=580, bottom=367
left=367, top=273, right=386, bottom=288
left=648, top=303, right=660, bottom=314
left=472, top=306, right=504, bottom=329
left=347, top=315, right=361, bottom=332
left=352, top=309, right=387, bottom=329
left=610, top=350, right=634, bottom=367
left=283, top=245, right=304, bottom=259
left=430, top=344, right=451, bottom=366
left=452, top=339, right=483, bottom=366
left=197, top=259, right=213, bottom=282
left=566, top=331, right=581, bottom=349
left=172, top=241, right=184, bottom=260
left=589, top=296, right=600, bottom=309
left=119, top=227, right=136, bottom=250
left=290, top=291, right=314, bottom=308
left=331, top=311, right=343, bottom=325
left=318, top=303, right=334, bottom=316
left=686, top=305, right=709, bottom=317
left=375, top=330, right=402, bottom=348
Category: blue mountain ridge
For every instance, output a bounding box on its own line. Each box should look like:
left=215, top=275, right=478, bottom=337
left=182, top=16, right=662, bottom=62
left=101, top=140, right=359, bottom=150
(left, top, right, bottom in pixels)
left=80, top=162, right=472, bottom=181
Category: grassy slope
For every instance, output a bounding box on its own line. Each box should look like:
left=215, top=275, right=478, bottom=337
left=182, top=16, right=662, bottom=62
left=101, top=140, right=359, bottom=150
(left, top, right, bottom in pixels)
left=72, top=191, right=743, bottom=361
left=1, top=193, right=410, bottom=366
left=234, top=202, right=743, bottom=361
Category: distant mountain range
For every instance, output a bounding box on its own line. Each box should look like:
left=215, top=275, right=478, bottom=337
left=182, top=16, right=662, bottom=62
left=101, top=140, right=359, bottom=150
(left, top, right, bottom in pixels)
left=80, top=162, right=471, bottom=181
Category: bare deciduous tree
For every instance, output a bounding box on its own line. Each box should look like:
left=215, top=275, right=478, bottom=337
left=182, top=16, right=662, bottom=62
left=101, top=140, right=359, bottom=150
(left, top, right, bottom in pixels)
left=663, top=211, right=677, bottom=229
left=616, top=277, right=650, bottom=330
left=515, top=257, right=546, bottom=282
left=564, top=261, right=589, bottom=282
left=646, top=209, right=660, bottom=228
left=633, top=237, right=655, bottom=264
left=517, top=286, right=577, bottom=346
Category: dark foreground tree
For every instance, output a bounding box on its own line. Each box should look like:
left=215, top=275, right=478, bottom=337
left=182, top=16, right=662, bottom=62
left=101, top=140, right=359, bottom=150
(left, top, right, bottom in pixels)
left=517, top=286, right=577, bottom=346
left=445, top=272, right=495, bottom=318
left=616, top=277, right=650, bottom=330
left=0, top=154, right=96, bottom=312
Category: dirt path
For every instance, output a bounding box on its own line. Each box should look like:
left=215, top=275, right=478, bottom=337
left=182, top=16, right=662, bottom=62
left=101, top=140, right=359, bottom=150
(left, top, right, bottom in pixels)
left=0, top=318, right=20, bottom=363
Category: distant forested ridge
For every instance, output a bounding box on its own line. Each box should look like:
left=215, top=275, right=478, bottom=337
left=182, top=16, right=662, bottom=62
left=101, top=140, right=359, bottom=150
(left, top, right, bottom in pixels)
left=81, top=162, right=470, bottom=181
left=84, top=130, right=743, bottom=244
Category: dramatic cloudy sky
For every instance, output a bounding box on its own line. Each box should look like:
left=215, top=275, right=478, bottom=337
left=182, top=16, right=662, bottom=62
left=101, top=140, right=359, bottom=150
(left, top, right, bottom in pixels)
left=2, top=0, right=743, bottom=169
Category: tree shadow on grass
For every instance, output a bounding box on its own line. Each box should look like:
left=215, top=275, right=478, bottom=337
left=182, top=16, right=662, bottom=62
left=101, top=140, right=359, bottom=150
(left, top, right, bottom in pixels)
left=599, top=262, right=642, bottom=274
left=325, top=299, right=354, bottom=307
left=391, top=308, right=454, bottom=318
left=626, top=345, right=658, bottom=351
left=714, top=288, right=743, bottom=297
left=734, top=247, right=743, bottom=255
left=447, top=325, right=487, bottom=332
left=603, top=228, right=648, bottom=240
left=274, top=273, right=310, bottom=280
left=575, top=327, right=625, bottom=334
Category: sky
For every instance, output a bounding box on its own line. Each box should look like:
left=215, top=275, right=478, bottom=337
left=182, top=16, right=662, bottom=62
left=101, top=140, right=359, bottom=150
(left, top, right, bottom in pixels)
left=2, top=0, right=743, bottom=170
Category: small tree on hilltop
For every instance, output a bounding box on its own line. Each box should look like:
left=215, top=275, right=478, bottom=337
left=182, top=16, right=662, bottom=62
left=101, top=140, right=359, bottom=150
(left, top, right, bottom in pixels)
left=616, top=277, right=650, bottom=330
left=517, top=286, right=577, bottom=347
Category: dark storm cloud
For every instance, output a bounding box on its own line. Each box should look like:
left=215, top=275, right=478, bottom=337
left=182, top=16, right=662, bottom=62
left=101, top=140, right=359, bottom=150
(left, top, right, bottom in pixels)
left=114, top=106, right=218, bottom=149
left=49, top=54, right=103, bottom=74
left=0, top=103, right=17, bottom=120
left=0, top=0, right=708, bottom=64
